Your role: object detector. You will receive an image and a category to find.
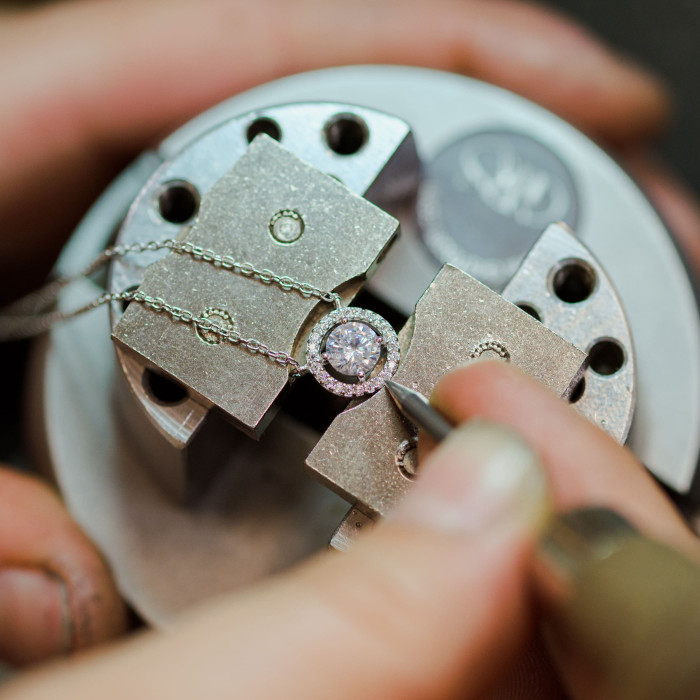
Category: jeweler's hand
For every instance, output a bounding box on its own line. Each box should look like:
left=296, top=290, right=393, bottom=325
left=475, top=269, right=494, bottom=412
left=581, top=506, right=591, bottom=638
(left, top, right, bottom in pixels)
left=3, top=362, right=698, bottom=700
left=1, top=0, right=700, bottom=677
left=0, top=469, right=126, bottom=666
left=0, top=0, right=674, bottom=303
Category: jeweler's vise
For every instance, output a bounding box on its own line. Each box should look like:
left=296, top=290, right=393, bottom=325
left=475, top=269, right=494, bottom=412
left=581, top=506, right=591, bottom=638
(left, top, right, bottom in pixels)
left=307, top=261, right=587, bottom=520
left=310, top=221, right=635, bottom=549
left=108, top=103, right=635, bottom=532
left=37, top=73, right=700, bottom=621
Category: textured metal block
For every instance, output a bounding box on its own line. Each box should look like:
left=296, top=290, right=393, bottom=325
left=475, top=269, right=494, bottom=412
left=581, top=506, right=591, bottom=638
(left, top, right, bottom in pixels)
left=307, top=264, right=587, bottom=517
left=329, top=508, right=375, bottom=552
left=502, top=223, right=635, bottom=443
left=113, top=136, right=398, bottom=437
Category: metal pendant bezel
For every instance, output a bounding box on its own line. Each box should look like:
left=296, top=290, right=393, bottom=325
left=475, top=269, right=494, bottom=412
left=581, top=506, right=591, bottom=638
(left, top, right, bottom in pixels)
left=306, top=307, right=400, bottom=397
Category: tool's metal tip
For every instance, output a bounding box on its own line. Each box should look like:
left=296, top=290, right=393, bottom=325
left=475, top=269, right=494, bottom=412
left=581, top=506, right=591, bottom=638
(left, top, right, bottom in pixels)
left=383, top=379, right=416, bottom=413
left=384, top=379, right=401, bottom=395
left=383, top=379, right=407, bottom=405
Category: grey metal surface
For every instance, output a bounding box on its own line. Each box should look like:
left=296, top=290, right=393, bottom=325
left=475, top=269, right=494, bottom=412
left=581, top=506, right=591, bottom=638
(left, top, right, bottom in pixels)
left=194, top=66, right=699, bottom=495
left=329, top=508, right=375, bottom=552
left=306, top=263, right=586, bottom=517
left=327, top=222, right=637, bottom=550
left=109, top=102, right=419, bottom=448
left=31, top=66, right=700, bottom=625
left=419, top=130, right=579, bottom=290
left=503, top=223, right=635, bottom=444
left=31, top=280, right=349, bottom=624
left=113, top=136, right=399, bottom=438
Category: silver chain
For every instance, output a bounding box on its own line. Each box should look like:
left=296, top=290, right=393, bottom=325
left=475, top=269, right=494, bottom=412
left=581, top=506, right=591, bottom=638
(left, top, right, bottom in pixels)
left=0, top=238, right=343, bottom=374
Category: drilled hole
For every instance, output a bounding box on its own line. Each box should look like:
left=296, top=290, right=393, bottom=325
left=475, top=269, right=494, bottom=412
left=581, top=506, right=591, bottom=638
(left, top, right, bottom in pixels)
left=568, top=377, right=586, bottom=404
left=516, top=303, right=542, bottom=322
left=157, top=181, right=200, bottom=224
left=246, top=117, right=282, bottom=143
left=552, top=259, right=597, bottom=304
left=324, top=114, right=368, bottom=155
left=143, top=369, right=188, bottom=405
left=396, top=438, right=419, bottom=480
left=589, top=340, right=625, bottom=376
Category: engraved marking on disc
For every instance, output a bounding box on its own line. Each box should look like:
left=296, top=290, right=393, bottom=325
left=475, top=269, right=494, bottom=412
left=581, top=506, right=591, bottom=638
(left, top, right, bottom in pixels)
left=196, top=308, right=235, bottom=345
left=396, top=437, right=419, bottom=480
left=269, top=209, right=304, bottom=244
left=470, top=340, right=510, bottom=362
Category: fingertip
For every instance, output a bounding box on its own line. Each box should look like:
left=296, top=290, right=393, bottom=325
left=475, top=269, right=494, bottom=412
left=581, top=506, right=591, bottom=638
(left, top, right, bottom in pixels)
left=625, top=153, right=700, bottom=275
left=587, top=58, right=672, bottom=146
left=0, top=468, right=127, bottom=662
left=0, top=568, right=71, bottom=666
left=430, top=360, right=533, bottom=423
left=428, top=362, right=696, bottom=554
left=452, top=0, right=672, bottom=146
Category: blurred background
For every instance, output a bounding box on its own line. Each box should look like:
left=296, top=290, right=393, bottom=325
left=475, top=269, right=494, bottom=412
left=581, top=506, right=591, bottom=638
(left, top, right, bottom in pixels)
left=547, top=0, right=700, bottom=194
left=3, top=0, right=699, bottom=190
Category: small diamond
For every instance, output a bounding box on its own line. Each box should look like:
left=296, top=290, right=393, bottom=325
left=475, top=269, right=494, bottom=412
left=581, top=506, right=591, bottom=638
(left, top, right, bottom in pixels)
left=325, top=322, right=382, bottom=377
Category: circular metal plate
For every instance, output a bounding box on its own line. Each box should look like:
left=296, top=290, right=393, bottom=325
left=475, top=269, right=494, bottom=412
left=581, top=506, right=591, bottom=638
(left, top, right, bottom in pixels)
left=32, top=66, right=700, bottom=625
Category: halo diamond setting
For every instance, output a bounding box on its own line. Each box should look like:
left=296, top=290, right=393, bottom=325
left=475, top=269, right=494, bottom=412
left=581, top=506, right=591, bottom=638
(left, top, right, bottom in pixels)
left=306, top=307, right=400, bottom=397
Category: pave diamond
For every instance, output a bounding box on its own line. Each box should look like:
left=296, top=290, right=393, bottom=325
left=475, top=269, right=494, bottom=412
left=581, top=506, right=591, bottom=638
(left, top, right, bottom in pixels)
left=306, top=307, right=400, bottom=397
left=325, top=322, right=381, bottom=377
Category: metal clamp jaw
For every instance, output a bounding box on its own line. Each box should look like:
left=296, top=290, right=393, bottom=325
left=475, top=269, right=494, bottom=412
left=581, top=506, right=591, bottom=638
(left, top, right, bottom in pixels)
left=314, top=220, right=635, bottom=548
left=113, top=135, right=399, bottom=439
left=39, top=67, right=700, bottom=623
left=109, top=118, right=634, bottom=543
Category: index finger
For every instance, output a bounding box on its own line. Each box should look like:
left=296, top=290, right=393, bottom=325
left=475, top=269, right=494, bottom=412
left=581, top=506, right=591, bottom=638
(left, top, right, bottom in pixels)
left=0, top=0, right=669, bottom=299
left=431, top=361, right=698, bottom=555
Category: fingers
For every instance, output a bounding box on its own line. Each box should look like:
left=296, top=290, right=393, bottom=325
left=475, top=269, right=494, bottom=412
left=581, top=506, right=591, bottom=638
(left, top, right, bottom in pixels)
left=625, top=153, right=700, bottom=277
left=5, top=423, right=550, bottom=700
left=432, top=361, right=697, bottom=554
left=0, top=0, right=669, bottom=299
left=0, top=468, right=126, bottom=666
left=443, top=0, right=669, bottom=146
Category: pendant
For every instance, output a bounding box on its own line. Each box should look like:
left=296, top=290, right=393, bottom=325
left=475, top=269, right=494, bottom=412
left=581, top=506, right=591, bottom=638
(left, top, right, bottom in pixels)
left=306, top=307, right=400, bottom=397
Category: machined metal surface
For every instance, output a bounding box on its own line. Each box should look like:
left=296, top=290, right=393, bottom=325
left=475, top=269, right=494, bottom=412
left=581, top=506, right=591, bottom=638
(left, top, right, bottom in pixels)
left=306, top=263, right=587, bottom=517
left=326, top=223, right=636, bottom=549
left=31, top=66, right=700, bottom=626
left=220, top=67, right=699, bottom=496
left=419, top=130, right=580, bottom=290
left=113, top=136, right=398, bottom=439
left=502, top=223, right=635, bottom=444
left=329, top=508, right=375, bottom=552
left=109, top=102, right=419, bottom=449
left=33, top=281, right=349, bottom=621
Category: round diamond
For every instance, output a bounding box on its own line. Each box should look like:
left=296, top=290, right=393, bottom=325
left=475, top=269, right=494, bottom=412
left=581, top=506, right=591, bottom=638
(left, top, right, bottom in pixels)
left=324, top=322, right=381, bottom=377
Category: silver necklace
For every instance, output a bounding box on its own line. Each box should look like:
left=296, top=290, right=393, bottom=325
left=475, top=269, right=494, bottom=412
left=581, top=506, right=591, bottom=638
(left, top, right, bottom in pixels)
left=0, top=238, right=401, bottom=397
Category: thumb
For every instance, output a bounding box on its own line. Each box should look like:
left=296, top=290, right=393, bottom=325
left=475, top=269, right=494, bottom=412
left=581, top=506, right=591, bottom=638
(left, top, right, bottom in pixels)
left=6, top=422, right=550, bottom=700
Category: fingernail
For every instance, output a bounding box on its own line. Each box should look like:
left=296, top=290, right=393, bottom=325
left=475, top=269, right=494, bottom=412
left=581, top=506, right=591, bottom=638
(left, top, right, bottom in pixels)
left=389, top=421, right=549, bottom=536
left=0, top=568, right=72, bottom=666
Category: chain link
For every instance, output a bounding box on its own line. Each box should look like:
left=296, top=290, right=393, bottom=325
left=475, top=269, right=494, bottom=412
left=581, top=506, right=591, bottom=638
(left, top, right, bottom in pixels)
left=161, top=239, right=342, bottom=307
left=0, top=237, right=341, bottom=373
left=123, top=289, right=305, bottom=373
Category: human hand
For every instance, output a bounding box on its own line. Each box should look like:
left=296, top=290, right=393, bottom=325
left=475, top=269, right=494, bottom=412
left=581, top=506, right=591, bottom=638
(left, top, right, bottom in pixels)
left=3, top=361, right=698, bottom=699
left=0, top=0, right=675, bottom=302
left=2, top=0, right=699, bottom=678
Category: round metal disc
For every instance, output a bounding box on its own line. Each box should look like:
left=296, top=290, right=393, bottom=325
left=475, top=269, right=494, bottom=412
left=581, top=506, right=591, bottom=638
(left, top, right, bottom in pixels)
left=31, top=66, right=700, bottom=625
